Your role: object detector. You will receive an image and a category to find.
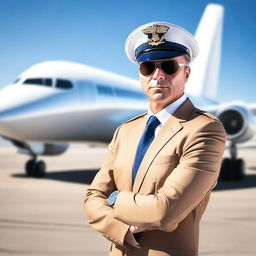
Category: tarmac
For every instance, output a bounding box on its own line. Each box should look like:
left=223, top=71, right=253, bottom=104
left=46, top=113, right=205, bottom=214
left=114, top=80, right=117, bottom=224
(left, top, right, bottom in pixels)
left=0, top=138, right=256, bottom=256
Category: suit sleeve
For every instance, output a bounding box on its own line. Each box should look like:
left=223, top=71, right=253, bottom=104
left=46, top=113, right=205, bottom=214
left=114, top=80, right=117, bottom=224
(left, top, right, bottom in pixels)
left=112, top=120, right=227, bottom=232
left=84, top=126, right=130, bottom=246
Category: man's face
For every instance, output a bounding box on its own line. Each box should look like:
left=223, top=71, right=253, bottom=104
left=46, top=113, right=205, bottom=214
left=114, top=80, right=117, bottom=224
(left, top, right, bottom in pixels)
left=139, top=56, right=190, bottom=109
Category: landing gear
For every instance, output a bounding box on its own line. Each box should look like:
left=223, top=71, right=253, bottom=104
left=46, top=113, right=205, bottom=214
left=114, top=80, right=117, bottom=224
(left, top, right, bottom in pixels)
left=25, top=159, right=36, bottom=176
left=219, top=142, right=245, bottom=181
left=25, top=157, right=46, bottom=178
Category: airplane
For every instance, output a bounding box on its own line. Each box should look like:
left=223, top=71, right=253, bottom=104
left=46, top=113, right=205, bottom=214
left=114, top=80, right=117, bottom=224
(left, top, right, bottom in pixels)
left=0, top=4, right=255, bottom=180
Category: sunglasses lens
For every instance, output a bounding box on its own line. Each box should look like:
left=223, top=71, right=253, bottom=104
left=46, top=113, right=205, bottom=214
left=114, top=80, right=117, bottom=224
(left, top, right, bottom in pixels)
left=139, top=60, right=181, bottom=76
left=161, top=60, right=179, bottom=75
left=139, top=62, right=155, bottom=76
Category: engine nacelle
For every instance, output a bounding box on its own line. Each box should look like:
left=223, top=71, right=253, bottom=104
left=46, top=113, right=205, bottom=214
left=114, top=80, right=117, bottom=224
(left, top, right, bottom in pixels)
left=216, top=104, right=255, bottom=143
left=18, top=142, right=69, bottom=156
left=41, top=143, right=69, bottom=156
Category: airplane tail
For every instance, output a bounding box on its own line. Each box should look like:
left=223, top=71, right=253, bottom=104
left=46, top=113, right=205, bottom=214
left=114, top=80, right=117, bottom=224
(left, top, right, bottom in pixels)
left=185, top=4, right=224, bottom=100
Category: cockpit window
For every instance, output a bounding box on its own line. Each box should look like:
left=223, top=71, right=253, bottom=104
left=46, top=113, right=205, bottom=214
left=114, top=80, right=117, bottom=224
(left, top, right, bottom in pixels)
left=56, top=79, right=73, bottom=89
left=23, top=78, right=52, bottom=87
left=45, top=79, right=52, bottom=86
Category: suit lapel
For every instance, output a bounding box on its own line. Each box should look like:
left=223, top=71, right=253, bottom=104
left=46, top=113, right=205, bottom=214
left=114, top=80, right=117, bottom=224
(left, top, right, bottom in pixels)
left=122, top=114, right=148, bottom=191
left=132, top=98, right=195, bottom=192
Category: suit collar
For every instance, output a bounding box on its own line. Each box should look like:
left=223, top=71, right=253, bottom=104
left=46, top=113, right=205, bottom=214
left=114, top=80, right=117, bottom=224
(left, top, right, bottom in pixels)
left=172, top=97, right=195, bottom=123
left=148, top=94, right=188, bottom=126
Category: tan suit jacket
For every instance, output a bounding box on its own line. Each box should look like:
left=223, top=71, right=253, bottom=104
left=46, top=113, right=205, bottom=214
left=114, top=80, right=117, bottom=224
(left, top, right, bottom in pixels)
left=84, top=98, right=227, bottom=256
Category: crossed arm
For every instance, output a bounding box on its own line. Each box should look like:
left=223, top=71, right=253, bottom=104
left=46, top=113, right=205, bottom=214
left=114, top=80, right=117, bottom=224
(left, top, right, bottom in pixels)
left=84, top=120, right=226, bottom=247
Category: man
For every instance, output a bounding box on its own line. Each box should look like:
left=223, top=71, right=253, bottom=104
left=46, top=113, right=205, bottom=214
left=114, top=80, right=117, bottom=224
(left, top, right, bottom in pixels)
left=84, top=22, right=226, bottom=256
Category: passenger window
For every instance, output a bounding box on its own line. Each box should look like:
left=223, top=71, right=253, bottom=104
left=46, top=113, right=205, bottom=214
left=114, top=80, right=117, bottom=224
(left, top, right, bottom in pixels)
left=45, top=79, right=52, bottom=86
left=97, top=85, right=114, bottom=96
left=115, top=87, right=146, bottom=99
left=56, top=79, right=73, bottom=89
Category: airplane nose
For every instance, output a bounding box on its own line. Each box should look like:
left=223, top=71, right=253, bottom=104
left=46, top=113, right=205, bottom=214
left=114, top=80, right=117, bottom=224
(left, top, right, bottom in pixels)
left=0, top=84, right=80, bottom=141
left=0, top=103, right=28, bottom=139
left=0, top=84, right=60, bottom=139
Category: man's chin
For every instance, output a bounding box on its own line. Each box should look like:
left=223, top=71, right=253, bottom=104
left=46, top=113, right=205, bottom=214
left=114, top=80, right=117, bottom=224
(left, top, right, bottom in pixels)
left=150, top=93, right=166, bottom=101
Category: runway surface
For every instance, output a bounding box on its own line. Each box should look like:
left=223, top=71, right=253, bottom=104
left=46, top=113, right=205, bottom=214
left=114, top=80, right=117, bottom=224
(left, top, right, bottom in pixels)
left=0, top=139, right=256, bottom=256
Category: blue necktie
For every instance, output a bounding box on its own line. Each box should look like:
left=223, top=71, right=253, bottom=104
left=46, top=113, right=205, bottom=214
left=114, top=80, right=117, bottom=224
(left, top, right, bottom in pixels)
left=132, top=115, right=160, bottom=183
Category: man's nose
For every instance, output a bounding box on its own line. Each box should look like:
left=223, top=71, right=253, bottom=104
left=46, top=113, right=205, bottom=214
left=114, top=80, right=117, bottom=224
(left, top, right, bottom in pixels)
left=152, top=67, right=165, bottom=80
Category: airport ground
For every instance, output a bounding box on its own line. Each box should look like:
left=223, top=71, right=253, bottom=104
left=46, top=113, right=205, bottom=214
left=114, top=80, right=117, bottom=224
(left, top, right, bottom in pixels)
left=0, top=138, right=256, bottom=256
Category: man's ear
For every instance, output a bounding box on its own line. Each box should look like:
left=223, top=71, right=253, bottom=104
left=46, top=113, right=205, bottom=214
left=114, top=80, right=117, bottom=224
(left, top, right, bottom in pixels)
left=185, top=67, right=190, bottom=79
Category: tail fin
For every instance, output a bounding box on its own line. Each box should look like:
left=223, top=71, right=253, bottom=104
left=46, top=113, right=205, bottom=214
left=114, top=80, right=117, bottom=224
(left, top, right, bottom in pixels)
left=185, top=4, right=224, bottom=100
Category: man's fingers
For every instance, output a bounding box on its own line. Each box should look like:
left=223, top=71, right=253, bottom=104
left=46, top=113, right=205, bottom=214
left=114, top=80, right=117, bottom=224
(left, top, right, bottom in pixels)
left=130, top=226, right=146, bottom=233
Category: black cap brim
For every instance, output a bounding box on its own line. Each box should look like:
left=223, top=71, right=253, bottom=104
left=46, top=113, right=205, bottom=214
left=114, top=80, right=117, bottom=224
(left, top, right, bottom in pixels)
left=137, top=50, right=187, bottom=62
left=135, top=42, right=189, bottom=62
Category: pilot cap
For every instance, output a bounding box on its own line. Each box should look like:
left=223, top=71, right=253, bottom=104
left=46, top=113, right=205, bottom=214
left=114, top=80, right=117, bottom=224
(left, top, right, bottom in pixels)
left=125, top=21, right=199, bottom=63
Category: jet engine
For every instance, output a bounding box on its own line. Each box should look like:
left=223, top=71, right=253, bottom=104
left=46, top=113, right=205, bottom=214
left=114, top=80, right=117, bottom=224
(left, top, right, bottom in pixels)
left=216, top=104, right=255, bottom=143
left=216, top=104, right=255, bottom=181
left=41, top=143, right=69, bottom=156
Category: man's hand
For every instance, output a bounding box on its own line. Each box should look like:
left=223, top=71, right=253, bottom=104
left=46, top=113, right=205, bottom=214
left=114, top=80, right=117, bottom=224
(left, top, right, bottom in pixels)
left=124, top=226, right=147, bottom=247
left=130, top=226, right=146, bottom=233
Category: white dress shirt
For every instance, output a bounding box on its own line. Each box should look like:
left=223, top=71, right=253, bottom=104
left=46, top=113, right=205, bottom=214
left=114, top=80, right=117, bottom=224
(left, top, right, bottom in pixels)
left=148, top=94, right=187, bottom=136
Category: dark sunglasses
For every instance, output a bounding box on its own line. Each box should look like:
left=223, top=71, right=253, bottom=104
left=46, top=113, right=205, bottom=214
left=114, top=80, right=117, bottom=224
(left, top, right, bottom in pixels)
left=139, top=60, right=188, bottom=76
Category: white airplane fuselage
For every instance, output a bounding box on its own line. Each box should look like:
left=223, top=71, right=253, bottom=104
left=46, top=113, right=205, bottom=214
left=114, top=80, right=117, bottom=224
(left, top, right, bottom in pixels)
left=0, top=61, right=149, bottom=143
left=0, top=60, right=221, bottom=144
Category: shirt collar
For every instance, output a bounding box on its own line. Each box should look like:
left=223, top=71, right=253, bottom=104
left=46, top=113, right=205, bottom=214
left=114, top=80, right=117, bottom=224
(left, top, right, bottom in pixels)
left=148, top=94, right=187, bottom=126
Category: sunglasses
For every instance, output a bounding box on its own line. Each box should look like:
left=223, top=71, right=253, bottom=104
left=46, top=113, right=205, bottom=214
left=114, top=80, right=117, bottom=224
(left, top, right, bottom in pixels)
left=139, top=60, right=189, bottom=76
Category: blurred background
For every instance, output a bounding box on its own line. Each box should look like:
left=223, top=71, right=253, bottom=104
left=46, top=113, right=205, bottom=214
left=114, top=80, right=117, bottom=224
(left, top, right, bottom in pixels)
left=0, top=0, right=256, bottom=255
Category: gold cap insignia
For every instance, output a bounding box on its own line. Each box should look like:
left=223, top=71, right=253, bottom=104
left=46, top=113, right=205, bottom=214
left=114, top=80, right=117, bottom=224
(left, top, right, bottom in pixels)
left=142, top=24, right=169, bottom=46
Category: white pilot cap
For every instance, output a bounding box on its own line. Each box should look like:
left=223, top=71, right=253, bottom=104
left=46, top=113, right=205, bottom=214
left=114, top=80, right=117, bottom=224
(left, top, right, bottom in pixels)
left=125, top=21, right=199, bottom=63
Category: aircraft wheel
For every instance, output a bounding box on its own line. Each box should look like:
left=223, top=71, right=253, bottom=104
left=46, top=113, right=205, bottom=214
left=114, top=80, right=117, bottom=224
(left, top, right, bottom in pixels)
left=220, top=158, right=233, bottom=181
left=233, top=158, right=245, bottom=181
left=34, top=160, right=46, bottom=178
left=25, top=160, right=36, bottom=177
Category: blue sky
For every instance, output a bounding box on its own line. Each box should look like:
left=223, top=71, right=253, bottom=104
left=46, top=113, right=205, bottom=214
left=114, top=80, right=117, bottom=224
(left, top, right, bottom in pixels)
left=0, top=0, right=255, bottom=103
